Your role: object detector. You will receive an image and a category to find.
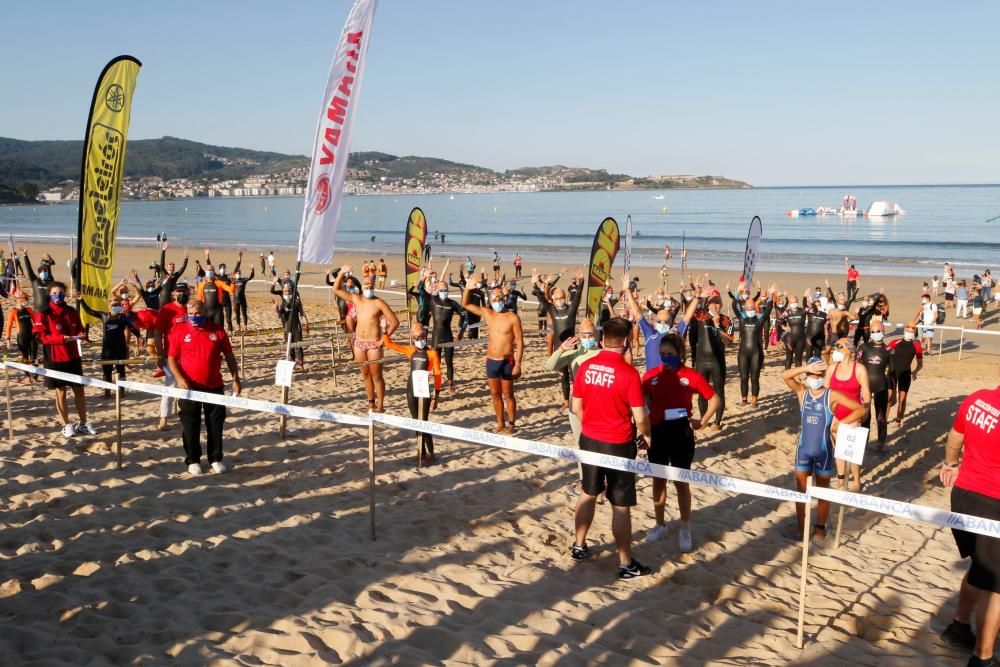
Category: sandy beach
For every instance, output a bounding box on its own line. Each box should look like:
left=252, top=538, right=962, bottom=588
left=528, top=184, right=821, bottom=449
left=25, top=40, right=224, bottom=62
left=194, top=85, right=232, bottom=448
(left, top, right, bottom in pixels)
left=1, top=242, right=998, bottom=665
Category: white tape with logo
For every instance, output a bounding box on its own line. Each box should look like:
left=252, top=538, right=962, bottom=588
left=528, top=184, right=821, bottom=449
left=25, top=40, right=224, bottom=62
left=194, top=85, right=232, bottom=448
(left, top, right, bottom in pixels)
left=370, top=412, right=808, bottom=503
left=117, top=380, right=370, bottom=427
left=811, top=486, right=1000, bottom=539
left=4, top=360, right=118, bottom=391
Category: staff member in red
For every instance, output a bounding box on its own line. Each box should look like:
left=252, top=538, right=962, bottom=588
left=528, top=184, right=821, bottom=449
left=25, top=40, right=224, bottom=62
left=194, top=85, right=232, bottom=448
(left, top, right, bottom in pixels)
left=570, top=317, right=653, bottom=580
left=167, top=299, right=241, bottom=476
left=641, top=333, right=720, bottom=552
left=33, top=282, right=95, bottom=437
left=940, top=377, right=1000, bottom=665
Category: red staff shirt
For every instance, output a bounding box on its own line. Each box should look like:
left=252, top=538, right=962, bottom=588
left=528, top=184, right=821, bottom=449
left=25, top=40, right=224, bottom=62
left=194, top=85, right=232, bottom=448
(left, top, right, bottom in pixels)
left=642, top=365, right=715, bottom=426
left=953, top=387, right=1000, bottom=500
left=847, top=268, right=860, bottom=282
left=572, top=349, right=644, bottom=444
left=167, top=321, right=232, bottom=389
left=155, top=302, right=189, bottom=355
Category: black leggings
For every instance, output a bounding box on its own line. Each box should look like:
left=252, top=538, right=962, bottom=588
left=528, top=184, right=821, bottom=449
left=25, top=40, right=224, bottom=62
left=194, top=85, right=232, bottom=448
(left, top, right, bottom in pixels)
left=784, top=335, right=805, bottom=369
left=696, top=360, right=725, bottom=426
left=808, top=333, right=825, bottom=358
left=406, top=387, right=433, bottom=457
left=102, top=363, right=126, bottom=384
left=762, top=319, right=772, bottom=350
left=235, top=297, right=249, bottom=327
left=738, top=345, right=763, bottom=399
left=560, top=366, right=570, bottom=401
left=222, top=299, right=233, bottom=331
left=869, top=389, right=889, bottom=447
left=17, top=336, right=38, bottom=363
left=288, top=330, right=304, bottom=364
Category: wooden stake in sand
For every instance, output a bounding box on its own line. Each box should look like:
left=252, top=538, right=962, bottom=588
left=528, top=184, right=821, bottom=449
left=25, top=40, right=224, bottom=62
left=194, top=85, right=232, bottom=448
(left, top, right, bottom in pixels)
left=834, top=494, right=846, bottom=549
left=368, top=417, right=376, bottom=542
left=115, top=385, right=124, bottom=469
left=3, top=359, right=13, bottom=443
left=796, top=476, right=813, bottom=649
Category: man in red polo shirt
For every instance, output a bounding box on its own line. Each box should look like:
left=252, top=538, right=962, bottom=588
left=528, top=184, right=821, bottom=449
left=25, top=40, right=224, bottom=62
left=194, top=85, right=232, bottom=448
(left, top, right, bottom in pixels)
left=154, top=281, right=191, bottom=431
left=570, top=317, right=652, bottom=580
left=940, top=379, right=1000, bottom=665
left=33, top=282, right=95, bottom=437
left=167, top=299, right=241, bottom=476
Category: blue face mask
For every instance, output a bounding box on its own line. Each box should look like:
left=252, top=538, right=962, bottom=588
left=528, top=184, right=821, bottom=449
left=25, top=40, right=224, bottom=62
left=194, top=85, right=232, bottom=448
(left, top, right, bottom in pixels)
left=661, top=354, right=682, bottom=369
left=363, top=289, right=375, bottom=298
left=580, top=337, right=596, bottom=350
left=49, top=293, right=65, bottom=305
left=206, top=271, right=215, bottom=279
left=491, top=302, right=505, bottom=312
left=189, top=315, right=206, bottom=326
left=111, top=306, right=123, bottom=315
left=40, top=271, right=49, bottom=281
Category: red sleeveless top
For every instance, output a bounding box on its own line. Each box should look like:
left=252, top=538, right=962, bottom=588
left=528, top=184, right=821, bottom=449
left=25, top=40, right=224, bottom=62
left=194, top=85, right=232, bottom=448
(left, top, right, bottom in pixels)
left=829, top=361, right=862, bottom=421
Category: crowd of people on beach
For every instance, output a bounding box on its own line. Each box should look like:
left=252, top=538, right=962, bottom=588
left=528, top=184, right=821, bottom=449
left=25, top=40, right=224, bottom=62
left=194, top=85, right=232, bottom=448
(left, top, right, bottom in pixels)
left=1, top=243, right=998, bottom=665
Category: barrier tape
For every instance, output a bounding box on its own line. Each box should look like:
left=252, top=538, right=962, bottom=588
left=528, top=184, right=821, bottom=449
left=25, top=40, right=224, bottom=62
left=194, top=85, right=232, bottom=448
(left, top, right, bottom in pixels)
left=4, top=361, right=118, bottom=391
left=811, top=486, right=1000, bottom=539
left=370, top=412, right=808, bottom=504
left=117, top=380, right=370, bottom=427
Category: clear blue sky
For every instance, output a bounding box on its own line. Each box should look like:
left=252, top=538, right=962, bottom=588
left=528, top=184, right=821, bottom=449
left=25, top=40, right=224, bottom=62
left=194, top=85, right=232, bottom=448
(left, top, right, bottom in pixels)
left=3, top=1, right=998, bottom=186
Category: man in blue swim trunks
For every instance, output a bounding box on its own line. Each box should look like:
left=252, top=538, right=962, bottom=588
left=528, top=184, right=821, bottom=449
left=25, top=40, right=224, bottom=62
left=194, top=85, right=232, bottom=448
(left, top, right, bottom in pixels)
left=463, top=275, right=524, bottom=434
left=782, top=356, right=866, bottom=540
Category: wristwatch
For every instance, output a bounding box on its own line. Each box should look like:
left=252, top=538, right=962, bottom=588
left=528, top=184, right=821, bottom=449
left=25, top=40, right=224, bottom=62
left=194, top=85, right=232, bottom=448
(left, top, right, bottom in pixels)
left=943, top=462, right=959, bottom=468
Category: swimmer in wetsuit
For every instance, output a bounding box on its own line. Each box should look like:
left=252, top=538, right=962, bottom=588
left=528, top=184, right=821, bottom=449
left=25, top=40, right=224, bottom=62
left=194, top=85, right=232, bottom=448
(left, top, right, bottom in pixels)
left=887, top=323, right=923, bottom=426
left=729, top=281, right=777, bottom=407
left=857, top=320, right=891, bottom=453
left=18, top=247, right=55, bottom=310
left=804, top=292, right=829, bottom=359
left=384, top=323, right=442, bottom=463
left=780, top=297, right=807, bottom=370
left=429, top=280, right=465, bottom=391
left=688, top=286, right=732, bottom=430
left=232, top=267, right=255, bottom=331
left=5, top=293, right=38, bottom=382
left=853, top=292, right=889, bottom=347
left=156, top=244, right=189, bottom=309
left=533, top=267, right=584, bottom=409
left=275, top=284, right=309, bottom=371
left=782, top=356, right=866, bottom=541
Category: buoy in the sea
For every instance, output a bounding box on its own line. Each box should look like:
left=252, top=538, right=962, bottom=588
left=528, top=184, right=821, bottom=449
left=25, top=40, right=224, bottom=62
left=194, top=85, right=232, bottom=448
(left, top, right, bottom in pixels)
left=185, top=207, right=188, bottom=212
left=661, top=207, right=667, bottom=212
left=493, top=207, right=499, bottom=212
left=354, top=206, right=359, bottom=212
left=263, top=206, right=268, bottom=212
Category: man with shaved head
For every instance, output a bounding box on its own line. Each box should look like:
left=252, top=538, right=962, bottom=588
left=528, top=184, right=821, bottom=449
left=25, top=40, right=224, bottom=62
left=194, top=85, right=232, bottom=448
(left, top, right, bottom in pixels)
left=463, top=272, right=524, bottom=434
left=533, top=266, right=584, bottom=410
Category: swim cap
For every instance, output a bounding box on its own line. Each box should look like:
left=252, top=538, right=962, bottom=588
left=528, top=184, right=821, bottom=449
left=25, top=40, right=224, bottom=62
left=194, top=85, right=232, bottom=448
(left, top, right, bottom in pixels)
left=806, top=355, right=823, bottom=366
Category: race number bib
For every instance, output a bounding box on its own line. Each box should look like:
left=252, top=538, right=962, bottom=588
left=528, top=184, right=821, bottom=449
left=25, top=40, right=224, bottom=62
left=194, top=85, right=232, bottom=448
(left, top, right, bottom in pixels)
left=411, top=370, right=431, bottom=398
left=834, top=424, right=869, bottom=465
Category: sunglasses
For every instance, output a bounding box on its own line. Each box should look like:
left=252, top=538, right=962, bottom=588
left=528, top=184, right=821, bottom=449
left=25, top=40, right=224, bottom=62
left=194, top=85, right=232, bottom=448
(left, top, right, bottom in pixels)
left=834, top=343, right=849, bottom=350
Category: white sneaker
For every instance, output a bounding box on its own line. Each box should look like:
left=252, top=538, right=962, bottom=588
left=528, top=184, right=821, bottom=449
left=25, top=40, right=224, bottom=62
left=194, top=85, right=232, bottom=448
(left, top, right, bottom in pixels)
left=75, top=422, right=97, bottom=436
left=187, top=463, right=203, bottom=476
left=678, top=526, right=694, bottom=553
left=645, top=524, right=668, bottom=543
left=210, top=461, right=228, bottom=474
left=61, top=423, right=76, bottom=438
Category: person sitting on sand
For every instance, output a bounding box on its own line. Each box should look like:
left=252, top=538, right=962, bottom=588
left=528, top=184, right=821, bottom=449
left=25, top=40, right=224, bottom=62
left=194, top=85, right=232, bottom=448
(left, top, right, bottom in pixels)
left=333, top=264, right=399, bottom=413
left=462, top=272, right=523, bottom=434
left=782, top=356, right=865, bottom=541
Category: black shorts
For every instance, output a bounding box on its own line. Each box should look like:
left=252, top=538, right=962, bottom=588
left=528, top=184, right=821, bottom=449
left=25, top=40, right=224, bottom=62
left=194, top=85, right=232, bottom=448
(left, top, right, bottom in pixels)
left=579, top=434, right=637, bottom=507
left=945, top=293, right=954, bottom=302
left=648, top=419, right=695, bottom=470
left=951, top=486, right=1000, bottom=594
left=890, top=371, right=911, bottom=393
left=43, top=358, right=84, bottom=390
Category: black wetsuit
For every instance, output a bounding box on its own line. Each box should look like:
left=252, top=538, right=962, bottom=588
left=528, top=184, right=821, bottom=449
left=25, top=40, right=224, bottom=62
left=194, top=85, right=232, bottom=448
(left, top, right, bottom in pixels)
left=278, top=296, right=306, bottom=365
left=805, top=307, right=828, bottom=358
left=853, top=296, right=886, bottom=346
left=858, top=341, right=890, bottom=449
left=219, top=261, right=239, bottom=332
left=82, top=304, right=140, bottom=383
left=157, top=255, right=188, bottom=308
left=234, top=269, right=255, bottom=328
left=429, top=293, right=464, bottom=385
left=407, top=281, right=432, bottom=327
left=137, top=286, right=160, bottom=310
left=888, top=338, right=920, bottom=393
left=534, top=283, right=583, bottom=401
left=11, top=306, right=38, bottom=366
left=406, top=347, right=435, bottom=457
left=22, top=254, right=54, bottom=310
left=731, top=293, right=773, bottom=400
left=203, top=279, right=225, bottom=327
left=689, top=307, right=729, bottom=426
left=503, top=289, right=527, bottom=314
left=781, top=307, right=807, bottom=369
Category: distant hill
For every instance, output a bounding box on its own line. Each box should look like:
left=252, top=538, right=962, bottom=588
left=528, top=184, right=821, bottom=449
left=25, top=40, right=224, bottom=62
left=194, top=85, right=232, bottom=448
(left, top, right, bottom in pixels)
left=0, top=136, right=751, bottom=201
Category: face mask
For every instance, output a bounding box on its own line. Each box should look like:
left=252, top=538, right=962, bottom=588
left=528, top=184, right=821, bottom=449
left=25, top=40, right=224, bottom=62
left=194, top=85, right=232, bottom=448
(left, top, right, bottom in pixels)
left=831, top=350, right=845, bottom=363
left=661, top=354, right=681, bottom=369
left=233, top=275, right=241, bottom=281
left=871, top=331, right=884, bottom=342
left=904, top=331, right=915, bottom=341
left=176, top=292, right=190, bottom=305
left=347, top=287, right=359, bottom=294
left=744, top=310, right=756, bottom=318
left=491, top=302, right=504, bottom=312
left=414, top=340, right=427, bottom=349
left=580, top=337, right=596, bottom=350
left=188, top=315, right=206, bottom=326
left=219, top=268, right=227, bottom=276
left=655, top=322, right=670, bottom=334
left=49, top=293, right=65, bottom=305
left=922, top=299, right=929, bottom=305
left=838, top=304, right=847, bottom=310
left=283, top=294, right=292, bottom=302
left=363, top=289, right=375, bottom=298
left=206, top=271, right=215, bottom=279
left=39, top=271, right=49, bottom=281
left=439, top=291, right=449, bottom=300
left=806, top=377, right=825, bottom=390
left=111, top=306, right=123, bottom=315
left=554, top=299, right=567, bottom=309
left=120, top=291, right=129, bottom=298
left=790, top=303, right=800, bottom=311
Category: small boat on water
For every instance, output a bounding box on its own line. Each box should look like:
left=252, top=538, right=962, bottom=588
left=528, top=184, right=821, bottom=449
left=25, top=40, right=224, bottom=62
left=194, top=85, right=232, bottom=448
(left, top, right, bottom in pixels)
left=868, top=201, right=906, bottom=217
left=652, top=195, right=665, bottom=200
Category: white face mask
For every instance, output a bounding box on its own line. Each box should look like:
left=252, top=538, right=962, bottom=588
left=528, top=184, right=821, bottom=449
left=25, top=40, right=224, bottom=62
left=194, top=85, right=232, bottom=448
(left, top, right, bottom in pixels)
left=414, top=340, right=427, bottom=349
left=491, top=302, right=504, bottom=312
left=806, top=377, right=825, bottom=390
left=790, top=303, right=800, bottom=311
left=655, top=322, right=670, bottom=334
left=363, top=289, right=375, bottom=298
left=744, top=310, right=756, bottom=318
left=871, top=331, right=884, bottom=342
left=904, top=331, right=915, bottom=341
left=831, top=350, right=846, bottom=363
left=438, top=291, right=449, bottom=300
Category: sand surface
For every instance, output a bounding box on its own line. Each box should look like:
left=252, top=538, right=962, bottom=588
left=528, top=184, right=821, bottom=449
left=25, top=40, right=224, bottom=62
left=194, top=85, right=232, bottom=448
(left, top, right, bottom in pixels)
left=1, top=243, right=999, bottom=665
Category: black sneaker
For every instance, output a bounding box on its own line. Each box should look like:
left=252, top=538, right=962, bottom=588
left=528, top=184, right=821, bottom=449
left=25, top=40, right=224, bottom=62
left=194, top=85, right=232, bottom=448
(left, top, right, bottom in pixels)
left=941, top=620, right=976, bottom=651
left=617, top=559, right=652, bottom=580
left=570, top=543, right=591, bottom=561
left=967, top=656, right=997, bottom=667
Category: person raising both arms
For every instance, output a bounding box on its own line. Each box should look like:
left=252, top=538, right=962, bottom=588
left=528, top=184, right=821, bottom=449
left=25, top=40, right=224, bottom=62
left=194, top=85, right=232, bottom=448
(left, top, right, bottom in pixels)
left=782, top=356, right=866, bottom=541
left=780, top=295, right=807, bottom=370
left=825, top=338, right=870, bottom=492
left=728, top=280, right=777, bottom=407
left=887, top=322, right=923, bottom=426
left=429, top=279, right=465, bottom=393
left=462, top=272, right=524, bottom=434
left=641, top=332, right=720, bottom=551
left=333, top=264, right=400, bottom=413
